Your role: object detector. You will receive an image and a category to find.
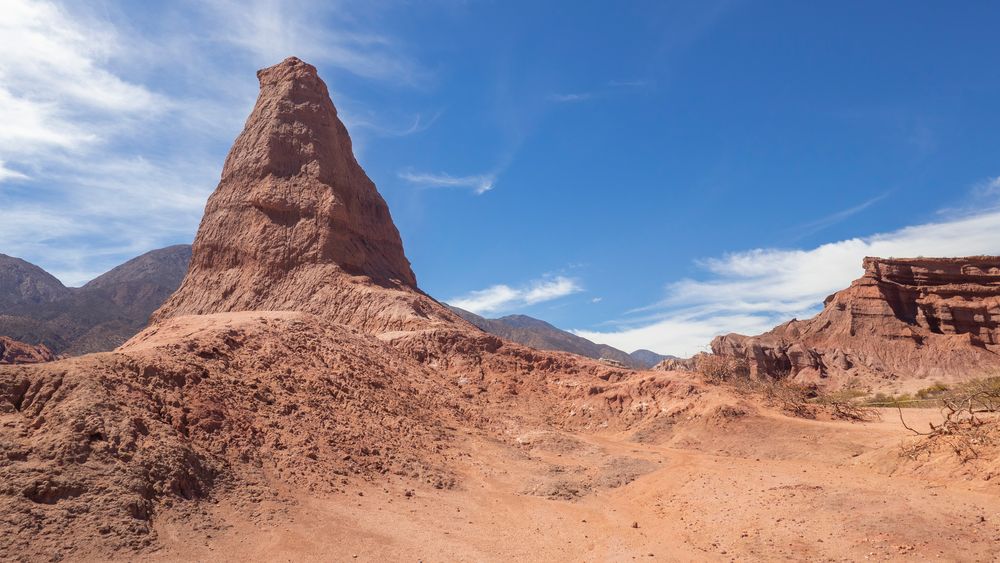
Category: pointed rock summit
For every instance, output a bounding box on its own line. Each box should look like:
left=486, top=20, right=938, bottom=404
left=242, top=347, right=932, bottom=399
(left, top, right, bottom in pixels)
left=154, top=57, right=457, bottom=332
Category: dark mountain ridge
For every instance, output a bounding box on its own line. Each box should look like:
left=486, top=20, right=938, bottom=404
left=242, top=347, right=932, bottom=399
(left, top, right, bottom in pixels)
left=0, top=245, right=192, bottom=355
left=446, top=305, right=670, bottom=369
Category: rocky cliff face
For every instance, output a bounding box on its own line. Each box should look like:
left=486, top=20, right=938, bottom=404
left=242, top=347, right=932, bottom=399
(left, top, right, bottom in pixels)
left=712, top=256, right=1000, bottom=389
left=0, top=336, right=54, bottom=364
left=153, top=58, right=459, bottom=333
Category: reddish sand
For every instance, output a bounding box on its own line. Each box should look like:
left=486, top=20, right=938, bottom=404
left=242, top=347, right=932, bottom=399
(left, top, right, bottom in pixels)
left=148, top=408, right=1000, bottom=562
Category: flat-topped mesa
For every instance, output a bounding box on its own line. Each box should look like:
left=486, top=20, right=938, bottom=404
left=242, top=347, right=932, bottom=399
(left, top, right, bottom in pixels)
left=856, top=256, right=1000, bottom=337
left=863, top=256, right=1000, bottom=288
left=711, top=256, right=1000, bottom=390
left=153, top=57, right=459, bottom=333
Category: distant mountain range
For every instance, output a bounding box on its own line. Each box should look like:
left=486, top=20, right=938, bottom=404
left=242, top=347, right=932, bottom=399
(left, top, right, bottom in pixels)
left=446, top=305, right=671, bottom=369
left=0, top=245, right=192, bottom=355
left=0, top=244, right=668, bottom=367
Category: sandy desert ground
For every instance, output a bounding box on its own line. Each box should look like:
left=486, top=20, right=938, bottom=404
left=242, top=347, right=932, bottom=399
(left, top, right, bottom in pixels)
left=146, top=405, right=1000, bottom=562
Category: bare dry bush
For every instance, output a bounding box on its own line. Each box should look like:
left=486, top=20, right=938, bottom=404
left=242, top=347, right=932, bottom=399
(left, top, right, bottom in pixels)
left=817, top=388, right=881, bottom=422
left=898, top=382, right=1000, bottom=462
left=828, top=400, right=881, bottom=422
left=754, top=378, right=818, bottom=419
left=957, top=377, right=1000, bottom=412
left=694, top=354, right=749, bottom=383
left=696, top=354, right=879, bottom=422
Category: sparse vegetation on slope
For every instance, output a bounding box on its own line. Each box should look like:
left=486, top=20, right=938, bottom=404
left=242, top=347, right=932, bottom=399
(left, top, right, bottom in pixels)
left=694, top=353, right=880, bottom=422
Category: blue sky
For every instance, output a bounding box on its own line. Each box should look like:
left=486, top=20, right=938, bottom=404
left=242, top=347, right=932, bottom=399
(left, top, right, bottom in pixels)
left=2, top=1, right=1000, bottom=356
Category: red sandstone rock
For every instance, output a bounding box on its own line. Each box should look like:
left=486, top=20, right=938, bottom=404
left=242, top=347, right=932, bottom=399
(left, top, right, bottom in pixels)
left=0, top=336, right=54, bottom=364
left=153, top=57, right=461, bottom=333
left=712, top=256, right=1000, bottom=388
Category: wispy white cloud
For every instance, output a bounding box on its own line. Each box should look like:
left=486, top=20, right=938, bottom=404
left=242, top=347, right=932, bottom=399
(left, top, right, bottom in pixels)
left=0, top=154, right=219, bottom=285
left=608, top=80, right=649, bottom=88
left=449, top=275, right=583, bottom=315
left=346, top=110, right=443, bottom=139
left=575, top=185, right=1000, bottom=357
left=399, top=170, right=497, bottom=195
left=930, top=176, right=1000, bottom=218
left=969, top=175, right=1000, bottom=201
left=0, top=161, right=28, bottom=182
left=0, top=0, right=428, bottom=285
left=0, top=0, right=216, bottom=284
left=0, top=0, right=163, bottom=157
left=550, top=80, right=650, bottom=103
left=789, top=191, right=890, bottom=239
left=195, top=0, right=427, bottom=85
left=574, top=313, right=778, bottom=358
left=548, top=92, right=593, bottom=103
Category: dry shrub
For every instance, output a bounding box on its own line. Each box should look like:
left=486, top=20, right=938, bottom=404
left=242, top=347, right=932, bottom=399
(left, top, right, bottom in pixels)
left=817, top=388, right=881, bottom=422
left=955, top=377, right=1000, bottom=412
left=827, top=400, right=881, bottom=422
left=695, top=354, right=749, bottom=383
left=696, top=354, right=879, bottom=422
left=899, top=416, right=997, bottom=463
left=697, top=354, right=816, bottom=418
left=898, top=379, right=1000, bottom=462
left=755, top=378, right=818, bottom=419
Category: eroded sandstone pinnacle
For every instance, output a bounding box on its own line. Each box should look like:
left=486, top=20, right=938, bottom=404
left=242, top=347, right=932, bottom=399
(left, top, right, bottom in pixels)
left=153, top=57, right=458, bottom=332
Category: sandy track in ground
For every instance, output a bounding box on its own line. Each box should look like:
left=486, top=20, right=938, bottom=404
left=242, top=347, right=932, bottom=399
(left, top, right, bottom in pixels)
left=150, top=409, right=1000, bottom=562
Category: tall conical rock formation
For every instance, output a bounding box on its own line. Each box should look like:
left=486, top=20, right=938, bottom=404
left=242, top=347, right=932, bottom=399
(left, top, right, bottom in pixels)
left=154, top=57, right=459, bottom=333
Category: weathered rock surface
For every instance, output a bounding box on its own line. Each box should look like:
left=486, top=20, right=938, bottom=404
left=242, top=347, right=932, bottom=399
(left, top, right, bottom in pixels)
left=0, top=312, right=455, bottom=557
left=712, top=256, right=1000, bottom=389
left=0, top=245, right=192, bottom=355
left=0, top=336, right=54, bottom=364
left=653, top=355, right=698, bottom=372
left=153, top=57, right=460, bottom=334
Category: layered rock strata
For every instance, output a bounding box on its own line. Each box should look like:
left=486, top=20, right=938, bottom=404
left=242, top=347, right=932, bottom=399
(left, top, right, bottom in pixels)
left=712, top=257, right=1000, bottom=387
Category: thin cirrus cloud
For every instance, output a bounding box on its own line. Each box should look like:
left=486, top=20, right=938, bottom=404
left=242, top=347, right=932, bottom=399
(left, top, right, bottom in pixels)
left=0, top=161, right=28, bottom=182
left=548, top=92, right=594, bottom=103
left=573, top=183, right=1000, bottom=357
left=448, top=276, right=583, bottom=315
left=548, top=80, right=650, bottom=104
left=0, top=0, right=163, bottom=156
left=195, top=0, right=427, bottom=85
left=787, top=191, right=891, bottom=240
left=0, top=0, right=434, bottom=286
left=398, top=170, right=497, bottom=195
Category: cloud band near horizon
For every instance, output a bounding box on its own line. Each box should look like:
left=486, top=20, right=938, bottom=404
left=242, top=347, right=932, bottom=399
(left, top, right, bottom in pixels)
left=573, top=193, right=1000, bottom=357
